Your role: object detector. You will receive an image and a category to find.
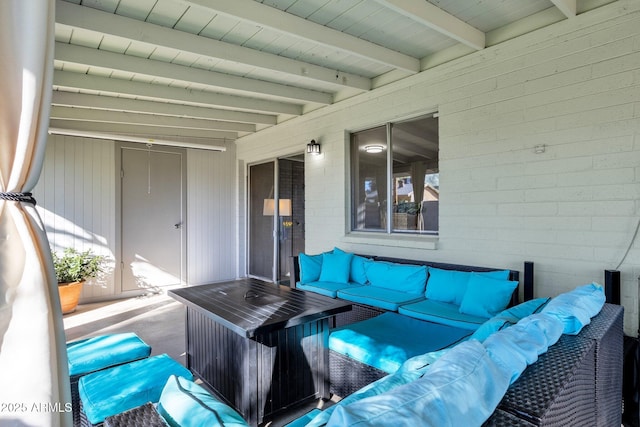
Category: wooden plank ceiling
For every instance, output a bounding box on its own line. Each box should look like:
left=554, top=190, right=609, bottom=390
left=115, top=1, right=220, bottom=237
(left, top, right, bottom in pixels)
left=51, top=0, right=616, bottom=150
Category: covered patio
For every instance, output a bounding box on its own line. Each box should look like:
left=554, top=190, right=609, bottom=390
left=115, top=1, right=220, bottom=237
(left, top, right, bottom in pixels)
left=1, top=0, right=639, bottom=425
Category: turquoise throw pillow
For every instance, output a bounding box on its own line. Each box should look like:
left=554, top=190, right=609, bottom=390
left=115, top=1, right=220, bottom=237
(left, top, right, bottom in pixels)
left=333, top=247, right=370, bottom=284
left=364, top=261, right=427, bottom=294
left=470, top=298, right=550, bottom=342
left=425, top=268, right=468, bottom=304
left=459, top=274, right=518, bottom=318
left=298, top=253, right=323, bottom=284
left=426, top=268, right=511, bottom=305
left=319, top=251, right=353, bottom=284
left=350, top=255, right=371, bottom=285
left=541, top=283, right=606, bottom=335
left=499, top=297, right=550, bottom=323
left=158, top=375, right=248, bottom=427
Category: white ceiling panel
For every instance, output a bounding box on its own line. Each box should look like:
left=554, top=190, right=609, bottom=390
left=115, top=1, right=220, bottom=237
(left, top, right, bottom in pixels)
left=51, top=0, right=617, bottom=145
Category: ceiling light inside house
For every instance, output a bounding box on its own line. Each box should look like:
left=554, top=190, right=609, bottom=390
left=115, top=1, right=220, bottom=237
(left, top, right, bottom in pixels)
left=364, top=145, right=384, bottom=154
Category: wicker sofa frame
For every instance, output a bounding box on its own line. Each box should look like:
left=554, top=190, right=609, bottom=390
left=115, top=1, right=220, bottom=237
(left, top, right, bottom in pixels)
left=486, top=302, right=623, bottom=426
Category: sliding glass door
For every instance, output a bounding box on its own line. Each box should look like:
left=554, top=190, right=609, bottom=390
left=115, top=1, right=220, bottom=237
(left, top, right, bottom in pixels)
left=249, top=157, right=305, bottom=283
left=249, top=162, right=275, bottom=280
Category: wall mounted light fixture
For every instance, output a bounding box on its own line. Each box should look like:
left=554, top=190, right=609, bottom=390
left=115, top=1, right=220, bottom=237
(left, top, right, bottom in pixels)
left=364, top=145, right=384, bottom=154
left=307, top=139, right=321, bottom=155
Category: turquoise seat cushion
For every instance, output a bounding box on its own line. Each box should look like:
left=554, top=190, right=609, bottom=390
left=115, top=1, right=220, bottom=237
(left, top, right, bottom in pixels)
left=541, top=283, right=606, bottom=335
left=328, top=312, right=472, bottom=373
left=296, top=281, right=365, bottom=298
left=364, top=261, right=427, bottom=294
left=158, top=375, right=248, bottom=427
left=319, top=251, right=353, bottom=283
left=426, top=267, right=511, bottom=305
left=304, top=370, right=425, bottom=427
left=67, top=332, right=151, bottom=376
left=483, top=312, right=564, bottom=384
left=324, top=340, right=512, bottom=427
left=470, top=298, right=551, bottom=342
left=337, top=286, right=424, bottom=311
left=79, top=354, right=193, bottom=424
left=459, top=274, right=519, bottom=318
left=398, top=299, right=487, bottom=330
left=324, top=302, right=567, bottom=426
left=499, top=297, right=551, bottom=322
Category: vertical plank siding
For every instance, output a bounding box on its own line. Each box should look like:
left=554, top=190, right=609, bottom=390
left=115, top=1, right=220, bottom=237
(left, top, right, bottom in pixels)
left=34, top=136, right=238, bottom=301
left=34, top=135, right=116, bottom=299
left=187, top=145, right=238, bottom=285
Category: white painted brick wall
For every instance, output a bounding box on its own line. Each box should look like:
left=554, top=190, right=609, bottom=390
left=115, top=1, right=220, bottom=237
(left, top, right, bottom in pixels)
left=237, top=0, right=640, bottom=334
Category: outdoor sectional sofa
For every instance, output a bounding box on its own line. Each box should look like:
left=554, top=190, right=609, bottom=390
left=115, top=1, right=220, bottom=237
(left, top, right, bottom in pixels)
left=286, top=284, right=623, bottom=427
left=290, top=249, right=526, bottom=396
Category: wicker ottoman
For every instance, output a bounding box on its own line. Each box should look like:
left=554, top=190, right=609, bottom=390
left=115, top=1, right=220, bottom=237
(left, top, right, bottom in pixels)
left=67, top=333, right=151, bottom=426
left=103, top=403, right=167, bottom=427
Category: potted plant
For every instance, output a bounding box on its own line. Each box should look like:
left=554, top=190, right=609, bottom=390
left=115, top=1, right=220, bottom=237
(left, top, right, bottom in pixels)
left=53, top=248, right=104, bottom=314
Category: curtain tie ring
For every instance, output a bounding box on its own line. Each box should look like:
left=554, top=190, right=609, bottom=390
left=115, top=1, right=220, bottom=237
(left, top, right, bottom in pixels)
left=0, top=192, right=37, bottom=205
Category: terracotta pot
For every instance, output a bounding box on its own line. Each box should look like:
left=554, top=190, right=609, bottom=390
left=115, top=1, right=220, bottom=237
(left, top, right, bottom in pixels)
left=58, top=280, right=84, bottom=314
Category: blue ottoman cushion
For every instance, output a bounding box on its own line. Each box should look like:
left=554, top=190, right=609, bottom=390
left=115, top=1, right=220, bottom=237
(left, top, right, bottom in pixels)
left=67, top=332, right=151, bottom=376
left=79, top=354, right=192, bottom=425
left=329, top=312, right=472, bottom=373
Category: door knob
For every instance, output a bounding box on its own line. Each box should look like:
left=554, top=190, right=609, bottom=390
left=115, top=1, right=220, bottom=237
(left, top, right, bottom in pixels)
left=174, top=222, right=182, bottom=229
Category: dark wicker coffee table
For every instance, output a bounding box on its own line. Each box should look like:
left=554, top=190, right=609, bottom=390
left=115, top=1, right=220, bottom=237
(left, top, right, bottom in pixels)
left=169, top=278, right=351, bottom=426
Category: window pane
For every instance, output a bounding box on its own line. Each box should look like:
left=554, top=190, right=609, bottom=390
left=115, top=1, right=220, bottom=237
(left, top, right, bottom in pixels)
left=391, top=116, right=439, bottom=233
left=351, top=126, right=388, bottom=231
left=349, top=115, right=438, bottom=235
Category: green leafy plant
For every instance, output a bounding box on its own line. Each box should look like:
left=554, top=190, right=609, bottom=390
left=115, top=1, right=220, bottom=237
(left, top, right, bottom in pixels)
left=395, top=201, right=420, bottom=215
left=52, top=248, right=104, bottom=284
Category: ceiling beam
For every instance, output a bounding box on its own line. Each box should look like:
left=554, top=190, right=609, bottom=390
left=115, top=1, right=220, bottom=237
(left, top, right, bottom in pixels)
left=50, top=106, right=256, bottom=133
left=55, top=42, right=332, bottom=105
left=51, top=92, right=277, bottom=125
left=55, top=0, right=371, bottom=92
left=53, top=70, right=302, bottom=116
left=49, top=120, right=238, bottom=141
left=184, top=0, right=420, bottom=74
left=49, top=127, right=227, bottom=152
left=550, top=0, right=577, bottom=18
left=373, top=0, right=485, bottom=50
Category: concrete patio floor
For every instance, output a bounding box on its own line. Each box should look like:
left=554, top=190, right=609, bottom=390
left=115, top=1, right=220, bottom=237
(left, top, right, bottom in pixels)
left=64, top=290, right=186, bottom=366
left=63, top=289, right=329, bottom=426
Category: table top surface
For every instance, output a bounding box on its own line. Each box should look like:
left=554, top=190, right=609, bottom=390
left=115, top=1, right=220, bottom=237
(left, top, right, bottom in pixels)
left=169, top=278, right=352, bottom=338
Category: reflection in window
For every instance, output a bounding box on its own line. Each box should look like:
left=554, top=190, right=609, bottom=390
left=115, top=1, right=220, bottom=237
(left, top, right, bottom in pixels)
left=350, top=115, right=438, bottom=234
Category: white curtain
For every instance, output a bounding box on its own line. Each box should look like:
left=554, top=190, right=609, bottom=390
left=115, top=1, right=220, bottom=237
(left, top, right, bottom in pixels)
left=0, top=1, right=71, bottom=426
